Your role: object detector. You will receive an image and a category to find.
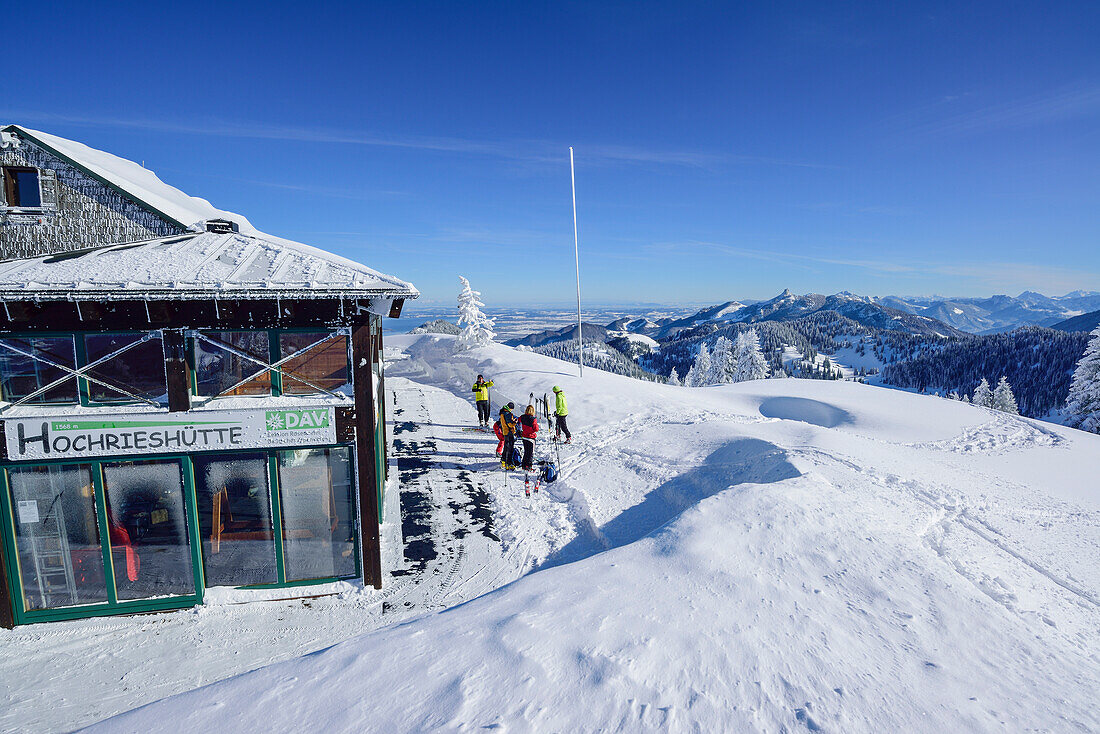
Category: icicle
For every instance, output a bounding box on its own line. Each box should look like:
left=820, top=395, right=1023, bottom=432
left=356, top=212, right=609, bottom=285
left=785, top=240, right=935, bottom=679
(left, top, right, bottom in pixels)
left=277, top=294, right=282, bottom=318
left=2, top=301, right=10, bottom=320
left=144, top=300, right=152, bottom=323
left=75, top=301, right=84, bottom=322
left=214, top=297, right=221, bottom=319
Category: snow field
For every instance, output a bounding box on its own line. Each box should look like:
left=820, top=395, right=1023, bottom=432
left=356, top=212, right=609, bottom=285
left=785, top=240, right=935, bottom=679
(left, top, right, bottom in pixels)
left=85, top=334, right=1100, bottom=732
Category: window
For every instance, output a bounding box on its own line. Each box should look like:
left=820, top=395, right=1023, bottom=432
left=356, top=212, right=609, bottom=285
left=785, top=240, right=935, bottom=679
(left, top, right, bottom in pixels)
left=277, top=447, right=357, bottom=581
left=0, top=336, right=79, bottom=404
left=2, top=167, right=41, bottom=208
left=194, top=331, right=272, bottom=398
left=6, top=464, right=108, bottom=611
left=83, top=333, right=167, bottom=403
left=193, top=453, right=278, bottom=586
left=278, top=332, right=349, bottom=395
left=101, top=459, right=195, bottom=600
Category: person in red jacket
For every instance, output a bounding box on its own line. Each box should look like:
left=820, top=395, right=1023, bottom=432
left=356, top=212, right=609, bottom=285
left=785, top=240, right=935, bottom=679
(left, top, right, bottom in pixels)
left=518, top=404, right=539, bottom=470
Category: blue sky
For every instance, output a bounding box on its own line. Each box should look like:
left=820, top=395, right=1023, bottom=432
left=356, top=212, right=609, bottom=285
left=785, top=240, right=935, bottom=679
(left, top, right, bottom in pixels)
left=3, top=1, right=1099, bottom=305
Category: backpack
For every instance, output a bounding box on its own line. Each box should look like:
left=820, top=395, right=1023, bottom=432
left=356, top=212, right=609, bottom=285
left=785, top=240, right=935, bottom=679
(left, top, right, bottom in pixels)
left=510, top=445, right=523, bottom=467
left=540, top=461, right=558, bottom=484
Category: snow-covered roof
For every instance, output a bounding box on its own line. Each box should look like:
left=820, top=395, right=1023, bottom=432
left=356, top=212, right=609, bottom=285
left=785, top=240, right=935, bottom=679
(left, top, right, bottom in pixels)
left=0, top=230, right=418, bottom=301
left=3, top=125, right=258, bottom=233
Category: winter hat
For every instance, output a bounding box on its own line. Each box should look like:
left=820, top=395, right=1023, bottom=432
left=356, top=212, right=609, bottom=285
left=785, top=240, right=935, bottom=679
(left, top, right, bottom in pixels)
left=507, top=402, right=515, bottom=410
left=552, top=386, right=561, bottom=392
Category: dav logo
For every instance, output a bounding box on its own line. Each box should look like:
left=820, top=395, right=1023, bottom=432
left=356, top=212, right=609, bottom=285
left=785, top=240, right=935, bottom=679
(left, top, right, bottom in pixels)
left=265, top=409, right=330, bottom=432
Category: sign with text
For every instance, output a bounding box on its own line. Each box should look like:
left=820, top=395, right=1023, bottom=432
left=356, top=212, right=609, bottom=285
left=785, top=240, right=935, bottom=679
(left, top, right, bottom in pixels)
left=4, top=407, right=337, bottom=461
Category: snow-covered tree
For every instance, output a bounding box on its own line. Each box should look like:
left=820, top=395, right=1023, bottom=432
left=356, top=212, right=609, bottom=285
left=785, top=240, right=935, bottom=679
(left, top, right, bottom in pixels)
left=992, top=376, right=1019, bottom=415
left=733, top=328, right=769, bottom=382
left=683, top=364, right=698, bottom=388
left=667, top=367, right=681, bottom=386
left=455, top=276, right=496, bottom=351
left=709, top=336, right=735, bottom=384
left=692, top=344, right=713, bottom=387
left=972, top=377, right=993, bottom=408
left=1065, top=326, right=1100, bottom=433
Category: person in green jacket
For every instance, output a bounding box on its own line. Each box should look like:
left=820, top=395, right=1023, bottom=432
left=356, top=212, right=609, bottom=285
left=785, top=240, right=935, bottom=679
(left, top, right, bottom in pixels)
left=552, top=385, right=572, bottom=443
left=472, top=374, right=494, bottom=427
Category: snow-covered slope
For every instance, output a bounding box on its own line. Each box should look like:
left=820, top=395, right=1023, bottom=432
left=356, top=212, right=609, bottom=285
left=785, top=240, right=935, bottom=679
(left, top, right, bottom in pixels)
left=85, top=336, right=1100, bottom=732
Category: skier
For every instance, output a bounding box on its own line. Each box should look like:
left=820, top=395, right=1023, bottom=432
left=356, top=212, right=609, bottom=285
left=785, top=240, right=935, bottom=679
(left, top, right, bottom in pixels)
left=552, top=386, right=572, bottom=443
left=518, top=404, right=539, bottom=470
left=471, top=374, right=494, bottom=427
left=498, top=402, right=518, bottom=468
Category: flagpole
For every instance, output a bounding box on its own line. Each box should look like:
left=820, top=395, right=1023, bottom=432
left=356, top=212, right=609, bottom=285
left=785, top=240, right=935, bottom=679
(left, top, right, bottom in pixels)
left=570, top=146, right=583, bottom=377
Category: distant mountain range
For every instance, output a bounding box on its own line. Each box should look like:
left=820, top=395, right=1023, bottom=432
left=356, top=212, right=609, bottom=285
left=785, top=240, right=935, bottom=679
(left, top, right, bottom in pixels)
left=505, top=289, right=1100, bottom=350
left=1050, top=309, right=1100, bottom=333
left=869, top=290, right=1100, bottom=334
left=604, top=289, right=1100, bottom=340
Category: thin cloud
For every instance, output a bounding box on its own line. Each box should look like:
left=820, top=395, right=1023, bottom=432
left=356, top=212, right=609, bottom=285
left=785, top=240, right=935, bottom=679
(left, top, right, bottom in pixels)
left=905, top=83, right=1100, bottom=137
left=2, top=110, right=834, bottom=170
left=3, top=110, right=719, bottom=168
left=649, top=240, right=1099, bottom=292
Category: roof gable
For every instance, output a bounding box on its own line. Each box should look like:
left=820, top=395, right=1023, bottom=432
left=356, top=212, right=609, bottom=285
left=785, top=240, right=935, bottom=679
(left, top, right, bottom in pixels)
left=3, top=125, right=257, bottom=233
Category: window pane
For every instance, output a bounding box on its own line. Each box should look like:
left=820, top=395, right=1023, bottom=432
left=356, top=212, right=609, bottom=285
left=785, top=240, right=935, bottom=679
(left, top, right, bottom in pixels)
left=278, top=447, right=357, bottom=581
left=13, top=169, right=41, bottom=207
left=278, top=333, right=348, bottom=395
left=102, top=460, right=195, bottom=600
left=84, top=334, right=167, bottom=403
left=7, top=464, right=107, bottom=610
left=0, top=337, right=78, bottom=403
left=194, top=453, right=277, bottom=586
left=194, top=331, right=271, bottom=398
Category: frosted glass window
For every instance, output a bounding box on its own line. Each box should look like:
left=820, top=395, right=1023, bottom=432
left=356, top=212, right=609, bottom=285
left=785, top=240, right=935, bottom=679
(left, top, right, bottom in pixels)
left=277, top=447, right=357, bottom=581
left=7, top=464, right=106, bottom=610
left=0, top=336, right=78, bottom=404
left=101, top=459, right=194, bottom=600
left=278, top=333, right=348, bottom=395
left=194, top=453, right=277, bottom=586
left=194, top=331, right=272, bottom=398
left=84, top=334, right=167, bottom=403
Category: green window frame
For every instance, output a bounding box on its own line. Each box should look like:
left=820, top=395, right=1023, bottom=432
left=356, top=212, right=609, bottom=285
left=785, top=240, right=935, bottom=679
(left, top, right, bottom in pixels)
left=0, top=456, right=202, bottom=625
left=0, top=330, right=170, bottom=410
left=0, top=334, right=81, bottom=406
left=188, top=328, right=351, bottom=400
left=0, top=442, right=360, bottom=624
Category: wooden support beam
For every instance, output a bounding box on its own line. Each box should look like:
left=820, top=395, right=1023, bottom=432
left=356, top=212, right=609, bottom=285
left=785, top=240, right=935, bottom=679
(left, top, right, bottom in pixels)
left=351, top=317, right=382, bottom=589
left=375, top=325, right=389, bottom=480
left=162, top=329, right=191, bottom=413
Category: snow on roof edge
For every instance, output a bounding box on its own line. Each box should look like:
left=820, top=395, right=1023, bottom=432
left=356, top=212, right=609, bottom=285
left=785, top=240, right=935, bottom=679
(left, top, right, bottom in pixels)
left=8, top=125, right=259, bottom=234
left=1, top=126, right=419, bottom=299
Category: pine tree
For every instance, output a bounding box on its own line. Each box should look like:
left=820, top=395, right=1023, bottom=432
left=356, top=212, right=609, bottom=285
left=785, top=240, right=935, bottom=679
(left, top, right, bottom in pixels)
left=992, top=376, right=1019, bottom=414
left=733, top=328, right=770, bottom=382
left=667, top=367, right=681, bottom=386
left=709, top=336, right=735, bottom=384
left=693, top=344, right=712, bottom=387
left=972, top=377, right=993, bottom=408
left=683, top=364, right=698, bottom=388
left=1065, top=325, right=1100, bottom=433
left=455, top=276, right=496, bottom=351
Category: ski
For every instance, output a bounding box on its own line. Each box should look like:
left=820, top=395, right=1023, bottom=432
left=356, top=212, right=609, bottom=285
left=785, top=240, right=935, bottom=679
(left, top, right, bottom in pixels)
left=524, top=473, right=531, bottom=498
